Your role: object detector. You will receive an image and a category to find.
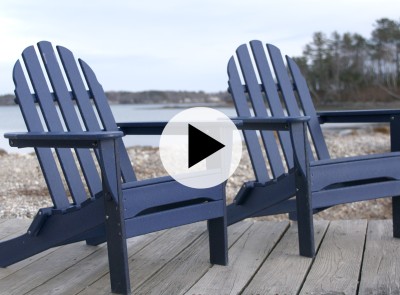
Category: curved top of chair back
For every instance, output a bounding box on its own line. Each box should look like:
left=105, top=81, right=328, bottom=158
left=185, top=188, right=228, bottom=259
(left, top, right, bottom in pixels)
left=227, top=40, right=330, bottom=183
left=13, top=41, right=136, bottom=209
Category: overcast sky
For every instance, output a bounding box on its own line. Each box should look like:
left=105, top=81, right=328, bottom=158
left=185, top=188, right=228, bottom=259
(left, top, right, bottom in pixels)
left=0, top=0, right=399, bottom=95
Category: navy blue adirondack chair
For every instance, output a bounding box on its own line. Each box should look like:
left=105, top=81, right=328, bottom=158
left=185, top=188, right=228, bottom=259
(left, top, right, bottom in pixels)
left=1, top=41, right=228, bottom=294
left=227, top=40, right=400, bottom=257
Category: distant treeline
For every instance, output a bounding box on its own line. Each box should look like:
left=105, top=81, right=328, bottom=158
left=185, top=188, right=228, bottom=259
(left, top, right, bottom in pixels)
left=0, top=94, right=16, bottom=105
left=293, top=17, right=400, bottom=106
left=2, top=18, right=399, bottom=108
left=105, top=90, right=231, bottom=105
left=0, top=91, right=232, bottom=106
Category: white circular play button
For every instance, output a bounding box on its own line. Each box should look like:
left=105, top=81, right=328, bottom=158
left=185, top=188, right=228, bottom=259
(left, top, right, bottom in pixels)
left=159, top=107, right=242, bottom=189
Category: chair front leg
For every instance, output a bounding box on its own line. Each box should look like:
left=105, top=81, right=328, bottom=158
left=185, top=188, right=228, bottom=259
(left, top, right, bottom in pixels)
left=99, top=139, right=131, bottom=294
left=290, top=122, right=315, bottom=258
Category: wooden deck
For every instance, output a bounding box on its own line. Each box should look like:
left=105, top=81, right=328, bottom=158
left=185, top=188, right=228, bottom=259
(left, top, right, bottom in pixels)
left=0, top=219, right=399, bottom=295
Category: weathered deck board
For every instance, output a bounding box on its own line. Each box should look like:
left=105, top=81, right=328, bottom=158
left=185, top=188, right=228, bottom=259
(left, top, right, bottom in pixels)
left=78, top=222, right=209, bottom=295
left=132, top=221, right=252, bottom=295
left=0, top=219, right=30, bottom=240
left=25, top=227, right=165, bottom=295
left=186, top=221, right=289, bottom=295
left=0, top=219, right=62, bottom=281
left=358, top=220, right=400, bottom=295
left=0, top=241, right=101, bottom=294
left=242, top=220, right=329, bottom=295
left=299, top=220, right=368, bottom=295
left=0, top=219, right=399, bottom=295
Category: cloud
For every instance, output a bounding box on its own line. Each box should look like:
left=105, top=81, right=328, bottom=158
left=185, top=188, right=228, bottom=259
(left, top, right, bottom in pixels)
left=1, top=0, right=399, bottom=94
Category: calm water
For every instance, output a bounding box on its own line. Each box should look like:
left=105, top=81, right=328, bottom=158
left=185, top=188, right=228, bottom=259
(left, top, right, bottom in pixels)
left=0, top=104, right=236, bottom=153
left=0, top=103, right=370, bottom=154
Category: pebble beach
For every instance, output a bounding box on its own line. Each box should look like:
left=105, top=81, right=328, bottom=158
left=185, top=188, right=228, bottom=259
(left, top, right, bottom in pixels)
left=0, top=125, right=392, bottom=220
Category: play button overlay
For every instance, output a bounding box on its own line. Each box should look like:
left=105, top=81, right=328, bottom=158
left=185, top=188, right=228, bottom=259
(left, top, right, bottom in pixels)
left=160, top=107, right=242, bottom=189
left=188, top=124, right=225, bottom=168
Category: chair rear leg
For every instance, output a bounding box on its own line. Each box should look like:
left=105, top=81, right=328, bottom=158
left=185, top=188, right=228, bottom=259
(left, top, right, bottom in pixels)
left=289, top=207, right=329, bottom=222
left=86, top=235, right=106, bottom=246
left=295, top=183, right=315, bottom=258
left=390, top=119, right=400, bottom=237
left=83, top=225, right=106, bottom=246
left=207, top=216, right=228, bottom=265
left=392, top=197, right=400, bottom=238
left=288, top=211, right=297, bottom=221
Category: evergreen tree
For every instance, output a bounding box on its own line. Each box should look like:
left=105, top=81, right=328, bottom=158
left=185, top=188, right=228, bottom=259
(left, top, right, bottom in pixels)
left=296, top=17, right=400, bottom=105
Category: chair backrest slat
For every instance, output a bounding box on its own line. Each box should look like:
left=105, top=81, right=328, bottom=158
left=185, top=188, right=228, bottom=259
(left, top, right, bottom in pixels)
left=235, top=44, right=285, bottom=178
left=56, top=46, right=107, bottom=186
left=78, top=59, right=136, bottom=182
left=21, top=45, right=87, bottom=205
left=13, top=41, right=138, bottom=209
left=249, top=40, right=295, bottom=169
left=57, top=47, right=102, bottom=131
left=228, top=58, right=270, bottom=182
left=286, top=57, right=330, bottom=160
left=228, top=41, right=331, bottom=183
left=13, top=60, right=71, bottom=209
left=266, top=44, right=315, bottom=162
left=37, top=42, right=103, bottom=197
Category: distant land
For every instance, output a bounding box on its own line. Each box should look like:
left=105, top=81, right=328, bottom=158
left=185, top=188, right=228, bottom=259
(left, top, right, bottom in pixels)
left=0, top=90, right=232, bottom=106
left=1, top=90, right=400, bottom=110
left=0, top=94, right=15, bottom=106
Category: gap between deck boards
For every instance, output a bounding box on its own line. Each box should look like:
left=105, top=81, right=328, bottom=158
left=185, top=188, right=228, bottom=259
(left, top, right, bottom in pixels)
left=0, top=219, right=399, bottom=295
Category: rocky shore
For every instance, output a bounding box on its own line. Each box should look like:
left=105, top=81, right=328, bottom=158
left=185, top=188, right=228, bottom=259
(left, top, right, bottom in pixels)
left=0, top=125, right=392, bottom=220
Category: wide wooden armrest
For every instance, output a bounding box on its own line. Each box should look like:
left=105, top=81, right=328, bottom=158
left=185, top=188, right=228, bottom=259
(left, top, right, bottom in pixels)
left=117, top=122, right=168, bottom=135
left=318, top=109, right=400, bottom=124
left=117, top=116, right=310, bottom=136
left=5, top=131, right=124, bottom=148
left=232, top=116, right=310, bottom=131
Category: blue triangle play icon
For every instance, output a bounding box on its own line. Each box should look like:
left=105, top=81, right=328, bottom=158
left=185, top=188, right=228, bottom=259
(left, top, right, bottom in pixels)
left=188, top=124, right=225, bottom=168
